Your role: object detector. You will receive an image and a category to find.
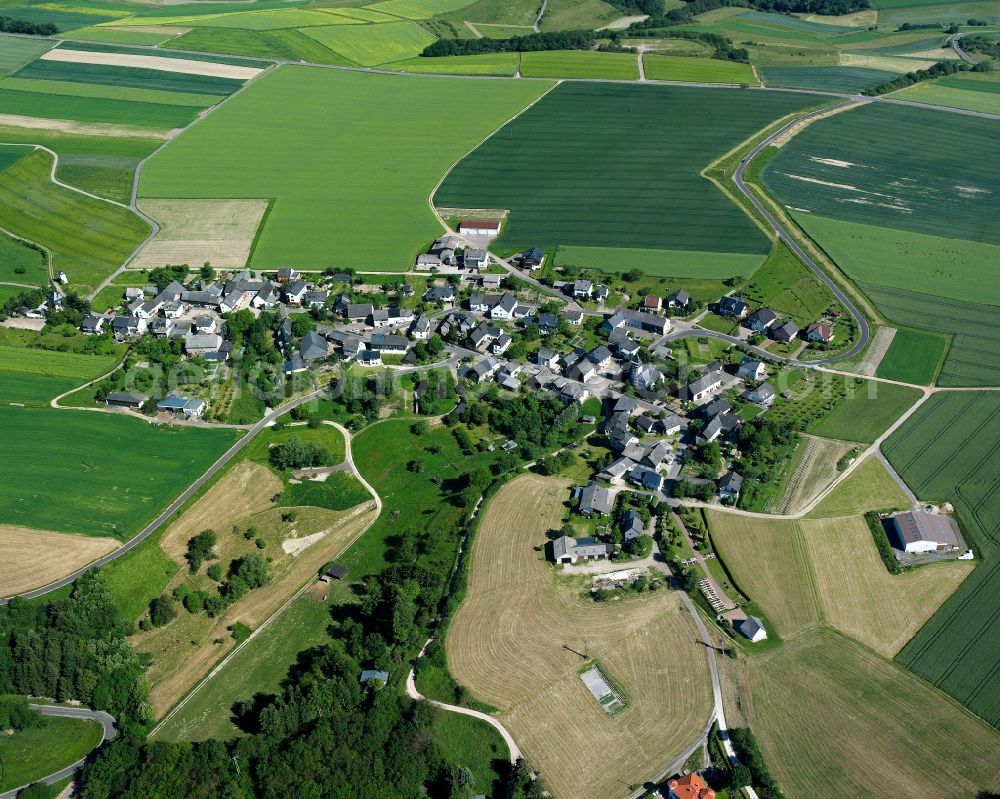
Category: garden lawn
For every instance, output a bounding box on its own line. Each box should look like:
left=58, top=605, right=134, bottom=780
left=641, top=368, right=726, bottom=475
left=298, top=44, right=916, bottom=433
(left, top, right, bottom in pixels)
left=875, top=327, right=947, bottom=385
left=0, top=404, right=240, bottom=538
left=809, top=380, right=920, bottom=443
left=644, top=54, right=756, bottom=83
left=139, top=66, right=549, bottom=271
left=0, top=716, right=104, bottom=792
left=0, top=149, right=151, bottom=293
left=0, top=33, right=53, bottom=75
left=301, top=21, right=435, bottom=66
left=519, top=50, right=639, bottom=80
left=436, top=82, right=819, bottom=268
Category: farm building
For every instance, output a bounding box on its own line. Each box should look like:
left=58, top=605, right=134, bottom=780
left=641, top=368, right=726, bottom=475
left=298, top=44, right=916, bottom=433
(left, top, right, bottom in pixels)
left=552, top=535, right=612, bottom=564
left=105, top=392, right=147, bottom=409
left=321, top=563, right=348, bottom=581
left=736, top=615, right=768, bottom=643
left=459, top=219, right=501, bottom=236
left=157, top=396, right=206, bottom=418
left=889, top=511, right=963, bottom=553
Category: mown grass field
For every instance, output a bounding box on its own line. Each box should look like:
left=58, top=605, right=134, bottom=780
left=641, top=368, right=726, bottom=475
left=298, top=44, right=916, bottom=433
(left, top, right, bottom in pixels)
left=809, top=379, right=920, bottom=443
left=0, top=398, right=239, bottom=539
left=392, top=52, right=519, bottom=75
left=708, top=509, right=972, bottom=656
left=885, top=391, right=1000, bottom=728
left=518, top=50, right=639, bottom=79
left=0, top=228, right=47, bottom=286
left=892, top=72, right=1000, bottom=115
left=449, top=475, right=711, bottom=799
left=0, top=149, right=151, bottom=294
left=875, top=327, right=947, bottom=385
left=139, top=66, right=549, bottom=271
left=0, top=523, right=120, bottom=598
left=554, top=246, right=764, bottom=278
left=644, top=54, right=756, bottom=83
left=771, top=435, right=856, bottom=515
left=860, top=283, right=1000, bottom=387
left=806, top=455, right=910, bottom=518
left=748, top=629, right=1000, bottom=799
left=436, top=82, right=818, bottom=270
left=0, top=715, right=104, bottom=792
left=0, top=344, right=118, bottom=383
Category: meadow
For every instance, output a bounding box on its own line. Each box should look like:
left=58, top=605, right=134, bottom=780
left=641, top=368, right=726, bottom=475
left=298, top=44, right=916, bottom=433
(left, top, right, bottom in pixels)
left=0, top=715, right=104, bottom=792
left=885, top=391, right=1000, bottom=728
left=892, top=72, right=1000, bottom=115
left=748, top=629, right=1000, bottom=799
left=392, top=52, right=519, bottom=75
left=875, top=327, right=947, bottom=385
left=808, top=379, right=920, bottom=443
left=0, top=149, right=151, bottom=293
left=554, top=246, right=764, bottom=278
left=644, top=54, right=756, bottom=83
left=448, top=475, right=711, bottom=799
left=763, top=103, right=1000, bottom=247
left=0, top=344, right=118, bottom=383
left=860, top=283, right=1000, bottom=387
left=518, top=50, right=639, bottom=79
left=0, top=229, right=47, bottom=286
left=302, top=21, right=436, bottom=65
left=436, top=82, right=819, bottom=271
left=0, top=401, right=239, bottom=538
left=740, top=241, right=834, bottom=325
left=139, top=66, right=549, bottom=271
left=168, top=26, right=354, bottom=64
left=708, top=509, right=972, bottom=656
left=805, top=455, right=910, bottom=518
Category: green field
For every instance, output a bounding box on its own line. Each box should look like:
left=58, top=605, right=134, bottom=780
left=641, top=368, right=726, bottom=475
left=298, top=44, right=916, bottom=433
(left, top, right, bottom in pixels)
left=809, top=380, right=920, bottom=443
left=0, top=33, right=53, bottom=75
left=518, top=50, right=639, bottom=79
left=62, top=25, right=181, bottom=45
left=0, top=123, right=161, bottom=203
left=155, top=592, right=332, bottom=741
left=885, top=391, right=1000, bottom=729
left=14, top=59, right=246, bottom=97
left=0, top=345, right=118, bottom=386
left=760, top=65, right=897, bottom=92
left=0, top=715, right=104, bottom=792
left=806, top=455, right=910, bottom=518
left=763, top=103, right=1000, bottom=248
left=795, top=213, right=1000, bottom=308
left=139, top=66, right=548, bottom=271
left=860, top=283, right=1000, bottom=387
left=392, top=52, right=519, bottom=75
left=0, top=88, right=200, bottom=131
left=0, top=77, right=220, bottom=108
left=875, top=327, right=948, bottom=385
left=169, top=26, right=353, bottom=64
left=436, top=82, right=818, bottom=266
left=554, top=246, right=765, bottom=277
left=368, top=0, right=478, bottom=18
left=644, top=54, right=756, bottom=83
left=892, top=73, right=1000, bottom=115
left=302, top=20, right=436, bottom=65
left=0, top=400, right=240, bottom=538
left=0, top=149, right=151, bottom=294
left=0, top=228, right=47, bottom=286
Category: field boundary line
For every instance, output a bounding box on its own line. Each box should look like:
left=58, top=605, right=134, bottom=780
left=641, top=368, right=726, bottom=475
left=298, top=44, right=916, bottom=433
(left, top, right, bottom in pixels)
left=150, top=419, right=381, bottom=737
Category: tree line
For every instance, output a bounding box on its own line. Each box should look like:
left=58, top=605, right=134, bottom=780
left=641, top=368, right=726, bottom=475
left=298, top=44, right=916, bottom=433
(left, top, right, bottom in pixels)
left=422, top=29, right=596, bottom=56
left=0, top=15, right=57, bottom=35
left=863, top=59, right=989, bottom=95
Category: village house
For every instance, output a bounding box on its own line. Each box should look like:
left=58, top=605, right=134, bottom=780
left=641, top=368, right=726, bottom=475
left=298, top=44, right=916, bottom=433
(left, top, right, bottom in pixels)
left=346, top=303, right=374, bottom=323
left=536, top=348, right=561, bottom=369
left=666, top=289, right=690, bottom=309
left=738, top=356, right=767, bottom=381
left=717, top=295, right=749, bottom=319
left=643, top=295, right=662, bottom=312
left=622, top=509, right=645, bottom=542
left=667, top=772, right=715, bottom=799
left=299, top=331, right=330, bottom=361
left=489, top=293, right=518, bottom=321
left=772, top=321, right=799, bottom=342
left=806, top=321, right=835, bottom=342
left=80, top=315, right=106, bottom=334
left=465, top=248, right=489, bottom=270
left=552, top=535, right=611, bottom=564
left=184, top=333, right=224, bottom=358
left=718, top=470, right=743, bottom=499
left=682, top=369, right=723, bottom=403
left=746, top=307, right=778, bottom=332
left=573, top=279, right=594, bottom=299
left=577, top=481, right=613, bottom=517
left=520, top=247, right=544, bottom=269
left=631, top=362, right=663, bottom=392
left=747, top=382, right=776, bottom=406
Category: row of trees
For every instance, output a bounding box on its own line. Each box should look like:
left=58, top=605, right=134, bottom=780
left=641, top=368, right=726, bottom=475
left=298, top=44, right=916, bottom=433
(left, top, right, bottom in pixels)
left=864, top=59, right=988, bottom=95
left=0, top=14, right=57, bottom=35
left=422, top=29, right=595, bottom=56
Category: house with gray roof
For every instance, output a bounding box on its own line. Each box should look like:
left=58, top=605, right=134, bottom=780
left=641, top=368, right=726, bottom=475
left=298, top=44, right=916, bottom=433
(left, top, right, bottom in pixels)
left=622, top=509, right=645, bottom=542
left=578, top=481, right=613, bottom=517
left=552, top=535, right=611, bottom=564
left=300, top=331, right=330, bottom=361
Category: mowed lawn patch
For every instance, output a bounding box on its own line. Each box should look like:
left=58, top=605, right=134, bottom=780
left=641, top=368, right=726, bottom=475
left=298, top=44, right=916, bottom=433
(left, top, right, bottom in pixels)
left=0, top=403, right=240, bottom=538
left=806, top=455, right=910, bottom=518
left=0, top=524, right=119, bottom=598
left=875, top=327, right=947, bottom=385
left=139, top=66, right=550, bottom=271
left=644, top=54, right=756, bottom=83
left=448, top=475, right=712, bottom=799
left=0, top=150, right=151, bottom=294
left=885, top=391, right=1000, bottom=728
left=0, top=715, right=104, bottom=792
left=748, top=629, right=1000, bottom=799
left=302, top=21, right=435, bottom=66
left=519, top=50, right=639, bottom=80
left=436, top=82, right=818, bottom=266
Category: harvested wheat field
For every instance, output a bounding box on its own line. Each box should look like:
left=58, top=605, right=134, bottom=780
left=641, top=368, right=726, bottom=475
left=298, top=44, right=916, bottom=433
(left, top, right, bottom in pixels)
left=707, top=512, right=821, bottom=639
left=134, top=199, right=269, bottom=269
left=0, top=524, right=119, bottom=596
left=748, top=628, right=1000, bottom=799
left=803, top=516, right=973, bottom=657
left=0, top=113, right=172, bottom=138
left=448, top=475, right=711, bottom=799
left=772, top=435, right=857, bottom=515
left=141, top=500, right=375, bottom=716
left=159, top=461, right=281, bottom=563
left=708, top=511, right=971, bottom=655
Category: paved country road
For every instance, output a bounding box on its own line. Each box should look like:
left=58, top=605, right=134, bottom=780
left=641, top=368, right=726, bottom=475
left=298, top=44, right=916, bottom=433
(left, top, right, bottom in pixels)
left=0, top=705, right=117, bottom=799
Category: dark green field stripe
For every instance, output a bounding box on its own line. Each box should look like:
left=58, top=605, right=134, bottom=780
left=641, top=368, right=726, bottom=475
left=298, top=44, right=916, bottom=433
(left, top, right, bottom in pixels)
left=14, top=60, right=243, bottom=95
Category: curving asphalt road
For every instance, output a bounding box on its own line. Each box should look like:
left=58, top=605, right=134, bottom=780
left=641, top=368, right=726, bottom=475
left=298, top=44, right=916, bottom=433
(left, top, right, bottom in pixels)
left=729, top=100, right=871, bottom=365
left=0, top=705, right=117, bottom=799
left=951, top=32, right=977, bottom=65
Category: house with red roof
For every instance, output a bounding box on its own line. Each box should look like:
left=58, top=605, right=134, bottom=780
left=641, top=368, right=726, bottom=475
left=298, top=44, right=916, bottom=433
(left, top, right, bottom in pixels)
left=667, top=773, right=716, bottom=799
